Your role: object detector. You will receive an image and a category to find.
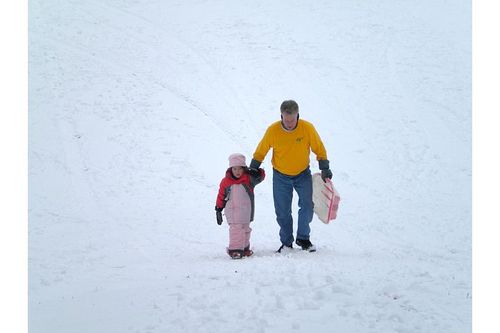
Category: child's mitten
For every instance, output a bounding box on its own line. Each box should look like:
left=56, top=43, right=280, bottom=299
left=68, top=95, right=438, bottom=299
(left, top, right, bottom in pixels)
left=215, top=206, right=223, bottom=225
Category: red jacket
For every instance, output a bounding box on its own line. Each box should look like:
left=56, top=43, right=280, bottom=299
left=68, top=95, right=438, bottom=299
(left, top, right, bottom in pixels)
left=216, top=168, right=265, bottom=222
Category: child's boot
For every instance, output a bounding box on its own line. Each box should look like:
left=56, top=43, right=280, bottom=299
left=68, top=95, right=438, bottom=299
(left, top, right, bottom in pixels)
left=243, top=246, right=253, bottom=257
left=228, top=249, right=244, bottom=259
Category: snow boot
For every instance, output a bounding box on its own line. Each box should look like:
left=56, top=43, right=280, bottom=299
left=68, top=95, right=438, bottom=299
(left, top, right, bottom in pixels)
left=243, top=246, right=254, bottom=257
left=276, top=243, right=293, bottom=253
left=296, top=239, right=316, bottom=252
left=228, top=249, right=244, bottom=259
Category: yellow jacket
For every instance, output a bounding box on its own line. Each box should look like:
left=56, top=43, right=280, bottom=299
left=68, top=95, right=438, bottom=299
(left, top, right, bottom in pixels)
left=253, top=119, right=328, bottom=176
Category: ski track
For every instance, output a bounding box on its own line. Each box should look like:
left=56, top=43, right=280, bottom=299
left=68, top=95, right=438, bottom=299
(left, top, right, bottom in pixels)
left=29, top=1, right=471, bottom=332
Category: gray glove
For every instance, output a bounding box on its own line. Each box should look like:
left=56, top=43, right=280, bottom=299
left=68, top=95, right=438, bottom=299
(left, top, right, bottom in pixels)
left=248, top=159, right=262, bottom=176
left=249, top=159, right=261, bottom=169
left=318, top=159, right=333, bottom=182
left=246, top=167, right=261, bottom=177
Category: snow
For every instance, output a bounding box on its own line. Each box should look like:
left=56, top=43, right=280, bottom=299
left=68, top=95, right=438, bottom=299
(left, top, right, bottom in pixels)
left=28, top=0, right=471, bottom=332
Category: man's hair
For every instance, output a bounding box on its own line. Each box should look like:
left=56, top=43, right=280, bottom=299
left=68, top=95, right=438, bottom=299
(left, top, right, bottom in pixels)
left=280, top=100, right=299, bottom=114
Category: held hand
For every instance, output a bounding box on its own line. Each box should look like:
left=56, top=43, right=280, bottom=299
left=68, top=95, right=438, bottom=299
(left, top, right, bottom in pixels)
left=246, top=167, right=261, bottom=177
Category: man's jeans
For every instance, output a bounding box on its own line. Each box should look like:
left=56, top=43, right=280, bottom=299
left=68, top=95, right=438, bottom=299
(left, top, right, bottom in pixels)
left=273, top=167, right=314, bottom=246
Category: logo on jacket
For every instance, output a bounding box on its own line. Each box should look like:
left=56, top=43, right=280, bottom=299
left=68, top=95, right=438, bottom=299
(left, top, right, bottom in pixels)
left=296, top=136, right=304, bottom=143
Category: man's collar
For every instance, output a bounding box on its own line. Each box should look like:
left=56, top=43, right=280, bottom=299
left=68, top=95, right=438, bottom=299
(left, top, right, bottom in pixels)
left=280, top=120, right=299, bottom=132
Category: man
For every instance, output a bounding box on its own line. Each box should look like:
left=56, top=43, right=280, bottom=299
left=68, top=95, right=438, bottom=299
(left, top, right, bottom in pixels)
left=249, top=100, right=332, bottom=253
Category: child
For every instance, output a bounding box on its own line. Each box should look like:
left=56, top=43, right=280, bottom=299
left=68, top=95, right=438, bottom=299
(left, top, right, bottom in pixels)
left=215, top=153, right=265, bottom=259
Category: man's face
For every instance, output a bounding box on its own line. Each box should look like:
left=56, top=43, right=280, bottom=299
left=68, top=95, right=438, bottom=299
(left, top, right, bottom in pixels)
left=282, top=112, right=298, bottom=130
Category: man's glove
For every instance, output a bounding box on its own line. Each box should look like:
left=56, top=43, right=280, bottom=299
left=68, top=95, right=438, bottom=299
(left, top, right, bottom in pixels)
left=321, top=169, right=333, bottom=182
left=249, top=158, right=261, bottom=169
left=215, top=206, right=223, bottom=225
left=246, top=167, right=261, bottom=177
left=247, top=159, right=262, bottom=177
left=319, top=159, right=333, bottom=182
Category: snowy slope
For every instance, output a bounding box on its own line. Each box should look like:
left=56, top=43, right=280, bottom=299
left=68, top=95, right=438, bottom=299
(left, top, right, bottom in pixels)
left=29, top=1, right=471, bottom=332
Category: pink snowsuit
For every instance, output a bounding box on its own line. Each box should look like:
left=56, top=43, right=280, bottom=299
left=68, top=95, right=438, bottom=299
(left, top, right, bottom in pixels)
left=216, top=168, right=265, bottom=250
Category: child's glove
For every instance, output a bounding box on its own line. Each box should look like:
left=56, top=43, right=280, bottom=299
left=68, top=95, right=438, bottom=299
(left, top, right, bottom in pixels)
left=215, top=206, right=223, bottom=225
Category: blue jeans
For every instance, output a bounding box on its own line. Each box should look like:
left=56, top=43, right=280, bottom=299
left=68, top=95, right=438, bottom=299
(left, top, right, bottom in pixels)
left=273, top=167, right=314, bottom=246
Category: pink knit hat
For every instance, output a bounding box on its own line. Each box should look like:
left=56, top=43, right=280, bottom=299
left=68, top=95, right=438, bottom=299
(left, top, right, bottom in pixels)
left=228, top=153, right=247, bottom=168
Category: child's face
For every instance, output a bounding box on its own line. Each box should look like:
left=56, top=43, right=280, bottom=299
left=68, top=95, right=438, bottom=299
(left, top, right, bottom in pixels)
left=231, top=166, right=244, bottom=178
